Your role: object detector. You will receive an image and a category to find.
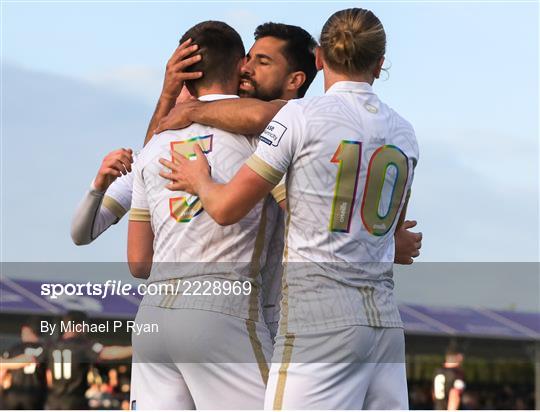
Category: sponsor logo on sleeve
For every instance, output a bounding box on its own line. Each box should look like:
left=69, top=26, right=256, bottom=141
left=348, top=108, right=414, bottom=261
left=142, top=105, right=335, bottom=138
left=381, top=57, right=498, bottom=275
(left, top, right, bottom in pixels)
left=259, top=121, right=287, bottom=146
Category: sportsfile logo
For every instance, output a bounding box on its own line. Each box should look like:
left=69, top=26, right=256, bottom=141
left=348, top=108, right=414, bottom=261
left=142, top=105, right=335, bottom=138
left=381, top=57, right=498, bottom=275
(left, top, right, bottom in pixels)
left=259, top=120, right=287, bottom=146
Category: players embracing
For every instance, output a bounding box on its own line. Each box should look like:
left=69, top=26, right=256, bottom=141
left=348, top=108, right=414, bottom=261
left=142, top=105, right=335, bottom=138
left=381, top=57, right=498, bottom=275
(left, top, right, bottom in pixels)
left=162, top=8, right=418, bottom=410
left=72, top=7, right=422, bottom=410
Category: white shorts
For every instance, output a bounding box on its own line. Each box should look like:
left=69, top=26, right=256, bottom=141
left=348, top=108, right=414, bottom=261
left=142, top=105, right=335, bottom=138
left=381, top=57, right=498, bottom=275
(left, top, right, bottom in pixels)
left=265, top=326, right=408, bottom=410
left=130, top=305, right=273, bottom=409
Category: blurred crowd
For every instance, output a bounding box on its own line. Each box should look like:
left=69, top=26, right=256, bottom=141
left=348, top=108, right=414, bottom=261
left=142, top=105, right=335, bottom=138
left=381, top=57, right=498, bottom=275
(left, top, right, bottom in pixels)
left=84, top=365, right=131, bottom=410
left=409, top=382, right=535, bottom=410
left=1, top=316, right=535, bottom=410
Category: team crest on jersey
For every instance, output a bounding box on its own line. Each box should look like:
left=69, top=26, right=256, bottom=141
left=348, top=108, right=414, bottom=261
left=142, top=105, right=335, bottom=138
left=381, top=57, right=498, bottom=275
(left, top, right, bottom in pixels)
left=259, top=121, right=287, bottom=146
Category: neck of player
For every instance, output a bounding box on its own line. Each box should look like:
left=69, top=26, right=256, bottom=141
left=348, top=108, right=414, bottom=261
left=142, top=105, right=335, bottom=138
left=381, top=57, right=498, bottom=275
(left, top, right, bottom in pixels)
left=195, top=81, right=238, bottom=98
left=323, top=68, right=375, bottom=92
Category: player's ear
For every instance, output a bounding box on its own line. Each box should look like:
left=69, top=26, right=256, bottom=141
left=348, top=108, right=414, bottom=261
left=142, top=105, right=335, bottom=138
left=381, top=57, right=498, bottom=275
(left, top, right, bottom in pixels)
left=315, top=47, right=324, bottom=71
left=236, top=57, right=244, bottom=74
left=373, top=56, right=385, bottom=79
left=286, top=71, right=306, bottom=94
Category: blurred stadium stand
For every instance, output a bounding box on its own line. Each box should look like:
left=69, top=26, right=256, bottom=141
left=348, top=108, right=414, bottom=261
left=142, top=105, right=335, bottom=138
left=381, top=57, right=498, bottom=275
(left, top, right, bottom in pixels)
left=1, top=277, right=538, bottom=409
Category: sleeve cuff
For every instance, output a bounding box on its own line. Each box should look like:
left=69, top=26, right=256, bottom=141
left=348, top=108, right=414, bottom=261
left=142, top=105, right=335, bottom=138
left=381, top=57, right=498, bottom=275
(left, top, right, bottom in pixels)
left=103, top=195, right=128, bottom=219
left=270, top=184, right=286, bottom=203
left=129, top=208, right=151, bottom=222
left=90, top=179, right=106, bottom=195
left=245, top=154, right=284, bottom=186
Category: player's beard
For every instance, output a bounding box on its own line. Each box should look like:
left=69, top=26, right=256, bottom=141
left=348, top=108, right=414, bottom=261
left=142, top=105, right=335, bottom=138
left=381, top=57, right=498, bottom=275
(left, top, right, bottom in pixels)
left=238, top=75, right=283, bottom=102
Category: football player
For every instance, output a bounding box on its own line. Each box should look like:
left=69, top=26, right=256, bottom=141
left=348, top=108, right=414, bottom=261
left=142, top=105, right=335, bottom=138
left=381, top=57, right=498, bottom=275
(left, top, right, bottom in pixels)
left=127, top=21, right=288, bottom=410
left=1, top=318, right=47, bottom=409
left=432, top=344, right=466, bottom=410
left=45, top=311, right=132, bottom=410
left=160, top=8, right=417, bottom=409
left=71, top=23, right=422, bottom=340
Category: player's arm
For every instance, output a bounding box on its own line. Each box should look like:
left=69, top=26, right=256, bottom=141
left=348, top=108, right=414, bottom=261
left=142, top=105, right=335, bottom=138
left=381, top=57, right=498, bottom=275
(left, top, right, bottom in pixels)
left=46, top=369, right=53, bottom=388
left=127, top=162, right=153, bottom=278
left=270, top=176, right=287, bottom=211
left=161, top=148, right=275, bottom=225
left=127, top=220, right=153, bottom=279
left=159, top=103, right=300, bottom=224
left=447, top=388, right=461, bottom=410
left=0, top=353, right=36, bottom=372
left=99, top=346, right=133, bottom=361
left=144, top=39, right=203, bottom=145
left=155, top=99, right=286, bottom=136
left=447, top=377, right=465, bottom=410
left=71, top=149, right=133, bottom=245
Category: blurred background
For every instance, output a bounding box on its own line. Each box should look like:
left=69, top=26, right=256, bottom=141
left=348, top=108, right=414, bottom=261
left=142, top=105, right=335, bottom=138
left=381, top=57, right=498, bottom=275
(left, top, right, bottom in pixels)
left=1, top=0, right=538, bottom=409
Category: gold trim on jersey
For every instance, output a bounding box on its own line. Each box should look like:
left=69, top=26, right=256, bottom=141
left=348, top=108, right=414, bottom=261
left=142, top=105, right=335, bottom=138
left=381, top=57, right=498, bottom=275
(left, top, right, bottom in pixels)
left=248, top=200, right=268, bottom=320
left=157, top=279, right=175, bottom=308
left=359, top=286, right=374, bottom=326
left=103, top=195, right=128, bottom=219
left=273, top=187, right=294, bottom=410
left=129, top=208, right=150, bottom=222
left=273, top=333, right=295, bottom=410
left=246, top=319, right=269, bottom=385
left=278, top=188, right=292, bottom=336
left=270, top=184, right=287, bottom=204
left=358, top=286, right=382, bottom=327
left=246, top=154, right=284, bottom=185
left=246, top=199, right=269, bottom=384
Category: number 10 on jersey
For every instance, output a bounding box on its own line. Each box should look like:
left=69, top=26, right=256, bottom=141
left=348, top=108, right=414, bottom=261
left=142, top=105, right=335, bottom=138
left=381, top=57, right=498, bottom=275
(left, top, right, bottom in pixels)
left=329, top=141, right=409, bottom=236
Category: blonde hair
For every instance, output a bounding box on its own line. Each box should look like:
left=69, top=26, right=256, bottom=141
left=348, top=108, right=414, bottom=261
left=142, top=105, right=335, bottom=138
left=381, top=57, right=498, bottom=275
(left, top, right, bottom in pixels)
left=320, top=8, right=386, bottom=75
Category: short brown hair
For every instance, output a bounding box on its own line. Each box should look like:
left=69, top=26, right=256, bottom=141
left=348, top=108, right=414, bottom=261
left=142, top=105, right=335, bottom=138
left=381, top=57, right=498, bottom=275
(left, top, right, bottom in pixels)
left=320, top=8, right=386, bottom=75
left=179, top=21, right=245, bottom=95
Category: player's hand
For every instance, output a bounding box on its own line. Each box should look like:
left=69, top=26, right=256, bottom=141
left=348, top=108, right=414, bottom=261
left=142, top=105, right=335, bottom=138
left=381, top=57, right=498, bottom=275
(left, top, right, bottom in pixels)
left=94, top=148, right=134, bottom=192
left=394, top=220, right=422, bottom=264
left=159, top=144, right=210, bottom=195
left=160, top=38, right=203, bottom=101
left=154, top=99, right=203, bottom=134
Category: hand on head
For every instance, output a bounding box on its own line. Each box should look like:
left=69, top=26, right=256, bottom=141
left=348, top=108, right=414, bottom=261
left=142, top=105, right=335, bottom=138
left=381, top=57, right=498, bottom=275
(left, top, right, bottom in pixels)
left=161, top=38, right=203, bottom=101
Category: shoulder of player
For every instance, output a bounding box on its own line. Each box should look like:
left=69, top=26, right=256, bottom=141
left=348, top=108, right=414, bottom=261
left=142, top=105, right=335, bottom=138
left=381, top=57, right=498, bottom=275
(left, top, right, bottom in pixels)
left=383, top=104, right=415, bottom=135
left=285, top=95, right=322, bottom=112
left=150, top=126, right=253, bottom=159
left=191, top=125, right=254, bottom=150
left=385, top=106, right=419, bottom=155
left=140, top=133, right=168, bottom=158
left=269, top=97, right=313, bottom=129
left=137, top=130, right=184, bottom=170
left=286, top=95, right=346, bottom=123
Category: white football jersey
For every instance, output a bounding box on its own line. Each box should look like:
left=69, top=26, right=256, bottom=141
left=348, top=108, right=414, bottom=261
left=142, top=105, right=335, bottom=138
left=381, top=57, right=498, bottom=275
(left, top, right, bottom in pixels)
left=260, top=206, right=285, bottom=326
left=130, top=94, right=281, bottom=320
left=101, top=163, right=135, bottom=220
left=246, top=81, right=419, bottom=331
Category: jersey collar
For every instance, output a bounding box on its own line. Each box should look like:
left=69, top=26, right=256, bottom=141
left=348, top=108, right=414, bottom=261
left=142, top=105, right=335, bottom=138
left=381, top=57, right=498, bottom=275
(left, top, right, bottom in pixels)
left=198, top=94, right=239, bottom=102
left=326, top=81, right=374, bottom=95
